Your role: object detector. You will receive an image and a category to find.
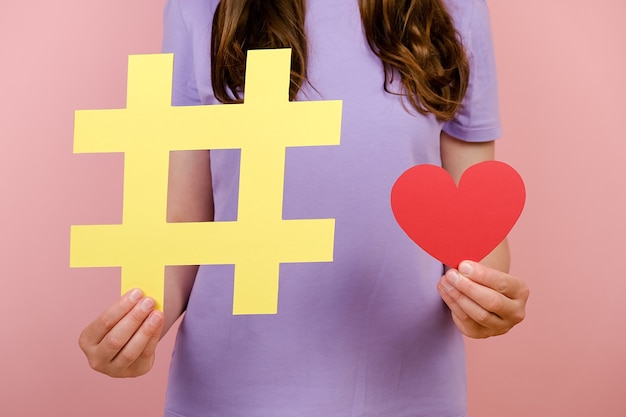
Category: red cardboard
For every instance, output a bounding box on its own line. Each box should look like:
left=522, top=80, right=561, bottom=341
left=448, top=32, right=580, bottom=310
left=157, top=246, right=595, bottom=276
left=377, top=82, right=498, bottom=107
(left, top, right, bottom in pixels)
left=390, top=161, right=526, bottom=268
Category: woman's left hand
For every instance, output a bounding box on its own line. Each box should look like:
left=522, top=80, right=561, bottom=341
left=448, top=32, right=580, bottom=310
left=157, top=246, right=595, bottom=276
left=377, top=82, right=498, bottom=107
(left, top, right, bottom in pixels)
left=437, top=260, right=529, bottom=339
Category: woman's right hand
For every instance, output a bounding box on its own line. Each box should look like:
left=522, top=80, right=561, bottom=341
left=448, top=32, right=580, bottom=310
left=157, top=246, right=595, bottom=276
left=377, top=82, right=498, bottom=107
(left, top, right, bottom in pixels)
left=78, top=288, right=164, bottom=378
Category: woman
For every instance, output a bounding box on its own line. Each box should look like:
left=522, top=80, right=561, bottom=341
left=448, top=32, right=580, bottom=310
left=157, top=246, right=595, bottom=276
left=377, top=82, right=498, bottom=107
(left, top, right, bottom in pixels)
left=79, top=1, right=529, bottom=416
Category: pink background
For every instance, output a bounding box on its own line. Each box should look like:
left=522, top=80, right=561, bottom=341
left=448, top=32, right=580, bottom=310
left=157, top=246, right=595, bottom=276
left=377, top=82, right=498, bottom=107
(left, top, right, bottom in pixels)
left=1, top=0, right=625, bottom=415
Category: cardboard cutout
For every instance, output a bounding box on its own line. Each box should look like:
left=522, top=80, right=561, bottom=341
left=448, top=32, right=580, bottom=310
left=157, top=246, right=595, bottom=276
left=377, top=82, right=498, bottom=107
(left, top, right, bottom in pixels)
left=70, top=50, right=343, bottom=314
left=391, top=161, right=525, bottom=268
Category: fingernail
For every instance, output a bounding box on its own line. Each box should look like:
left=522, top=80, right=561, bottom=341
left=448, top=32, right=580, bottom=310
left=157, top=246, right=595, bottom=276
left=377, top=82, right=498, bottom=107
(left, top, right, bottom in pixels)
left=140, top=297, right=155, bottom=311
left=149, top=312, right=163, bottom=326
left=447, top=270, right=460, bottom=286
left=459, top=262, right=473, bottom=276
left=128, top=288, right=142, bottom=303
left=440, top=278, right=454, bottom=292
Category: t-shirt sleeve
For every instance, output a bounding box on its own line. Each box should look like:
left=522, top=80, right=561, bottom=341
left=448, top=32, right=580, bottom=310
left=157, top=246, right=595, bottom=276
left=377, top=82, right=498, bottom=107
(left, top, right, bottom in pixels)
left=162, top=0, right=202, bottom=106
left=442, top=0, right=502, bottom=142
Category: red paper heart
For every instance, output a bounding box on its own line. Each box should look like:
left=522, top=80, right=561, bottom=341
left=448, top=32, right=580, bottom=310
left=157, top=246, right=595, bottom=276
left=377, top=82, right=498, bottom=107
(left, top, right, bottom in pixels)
left=390, top=161, right=525, bottom=268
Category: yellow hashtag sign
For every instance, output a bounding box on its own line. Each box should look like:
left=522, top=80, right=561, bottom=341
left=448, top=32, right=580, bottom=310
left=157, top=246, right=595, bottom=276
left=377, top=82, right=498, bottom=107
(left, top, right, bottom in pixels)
left=70, top=49, right=342, bottom=314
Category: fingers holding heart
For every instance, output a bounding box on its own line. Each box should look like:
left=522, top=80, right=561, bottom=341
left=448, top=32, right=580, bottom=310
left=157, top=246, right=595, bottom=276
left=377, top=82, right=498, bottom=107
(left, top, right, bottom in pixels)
left=390, top=161, right=528, bottom=338
left=437, top=261, right=529, bottom=338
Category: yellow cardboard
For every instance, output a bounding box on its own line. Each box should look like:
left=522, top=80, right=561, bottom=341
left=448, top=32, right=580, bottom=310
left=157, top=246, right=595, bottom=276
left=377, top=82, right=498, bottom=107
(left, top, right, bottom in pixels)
left=70, top=49, right=343, bottom=314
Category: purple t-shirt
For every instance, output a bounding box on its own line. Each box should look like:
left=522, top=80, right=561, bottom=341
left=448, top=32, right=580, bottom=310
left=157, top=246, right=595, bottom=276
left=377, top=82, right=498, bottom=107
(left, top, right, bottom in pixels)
left=162, top=1, right=501, bottom=416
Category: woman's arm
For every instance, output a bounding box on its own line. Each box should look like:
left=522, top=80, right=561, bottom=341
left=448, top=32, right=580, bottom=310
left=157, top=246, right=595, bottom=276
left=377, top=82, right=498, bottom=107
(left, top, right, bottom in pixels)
left=437, top=132, right=529, bottom=338
left=78, top=149, right=213, bottom=377
left=162, top=150, right=213, bottom=333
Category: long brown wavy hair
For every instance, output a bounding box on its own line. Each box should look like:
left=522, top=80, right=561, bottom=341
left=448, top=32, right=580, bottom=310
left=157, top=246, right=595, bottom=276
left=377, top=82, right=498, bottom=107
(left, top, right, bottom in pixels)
left=211, top=0, right=469, bottom=121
